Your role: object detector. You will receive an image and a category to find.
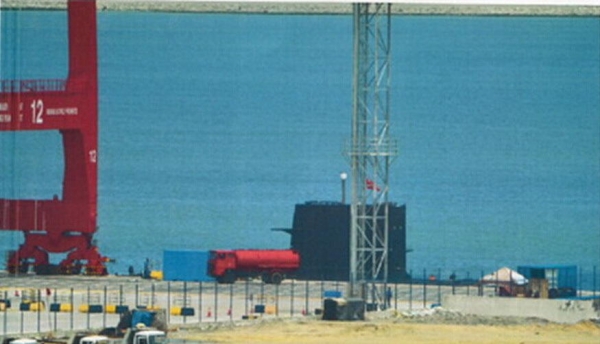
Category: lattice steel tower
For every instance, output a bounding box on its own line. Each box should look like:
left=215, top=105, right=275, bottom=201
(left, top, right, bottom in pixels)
left=347, top=3, right=398, bottom=295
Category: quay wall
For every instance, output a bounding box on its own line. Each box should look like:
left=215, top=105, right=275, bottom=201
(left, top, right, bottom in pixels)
left=443, top=294, right=600, bottom=324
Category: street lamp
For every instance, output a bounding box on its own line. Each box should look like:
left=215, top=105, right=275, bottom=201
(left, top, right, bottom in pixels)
left=340, top=172, right=348, bottom=204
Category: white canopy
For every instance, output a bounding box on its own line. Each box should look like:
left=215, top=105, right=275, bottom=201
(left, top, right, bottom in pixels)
left=481, top=267, right=528, bottom=285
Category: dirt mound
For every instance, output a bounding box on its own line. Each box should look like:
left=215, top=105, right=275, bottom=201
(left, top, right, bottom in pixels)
left=396, top=307, right=551, bottom=326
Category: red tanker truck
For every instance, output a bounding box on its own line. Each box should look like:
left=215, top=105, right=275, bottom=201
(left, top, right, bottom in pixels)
left=208, top=249, right=300, bottom=284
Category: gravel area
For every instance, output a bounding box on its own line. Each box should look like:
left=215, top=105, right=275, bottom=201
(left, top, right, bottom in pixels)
left=166, top=307, right=600, bottom=344
left=1, top=0, right=599, bottom=16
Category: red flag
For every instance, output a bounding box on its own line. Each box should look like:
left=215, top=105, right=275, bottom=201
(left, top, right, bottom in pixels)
left=365, top=179, right=381, bottom=192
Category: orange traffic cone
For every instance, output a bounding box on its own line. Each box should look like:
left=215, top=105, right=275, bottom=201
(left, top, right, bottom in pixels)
left=227, top=308, right=232, bottom=316
left=14, top=290, right=19, bottom=297
left=302, top=308, right=307, bottom=316
left=207, top=307, right=212, bottom=318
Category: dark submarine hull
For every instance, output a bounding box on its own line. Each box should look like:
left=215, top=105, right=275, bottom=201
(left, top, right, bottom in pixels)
left=275, top=201, right=408, bottom=282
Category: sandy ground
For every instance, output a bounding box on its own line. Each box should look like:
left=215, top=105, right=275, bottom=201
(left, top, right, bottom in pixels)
left=168, top=310, right=600, bottom=344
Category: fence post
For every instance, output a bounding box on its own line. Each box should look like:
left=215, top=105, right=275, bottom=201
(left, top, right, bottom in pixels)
left=120, top=284, right=125, bottom=319
left=152, top=283, right=156, bottom=310
left=275, top=283, right=280, bottom=317
left=290, top=279, right=294, bottom=317
left=70, top=287, right=74, bottom=330
left=305, top=279, right=309, bottom=316
left=52, top=288, right=57, bottom=332
left=229, top=283, right=233, bottom=321
left=320, top=279, right=324, bottom=301
left=594, top=266, right=597, bottom=298
left=382, top=283, right=387, bottom=310
left=198, top=281, right=203, bottom=323
left=167, top=281, right=171, bottom=324
left=245, top=279, right=249, bottom=316
left=466, top=272, right=470, bottom=296
left=36, top=289, right=41, bottom=333
left=86, top=286, right=91, bottom=329
left=479, top=271, right=484, bottom=296
left=19, top=289, right=23, bottom=334
left=437, top=269, right=441, bottom=305
left=451, top=271, right=456, bottom=295
left=422, top=269, right=427, bottom=309
left=183, top=281, right=187, bottom=324
left=394, top=283, right=398, bottom=310
left=3, top=290, right=7, bottom=336
left=578, top=267, right=583, bottom=297
left=214, top=281, right=218, bottom=323
left=135, top=282, right=139, bottom=308
left=409, top=269, right=413, bottom=311
left=103, top=285, right=107, bottom=329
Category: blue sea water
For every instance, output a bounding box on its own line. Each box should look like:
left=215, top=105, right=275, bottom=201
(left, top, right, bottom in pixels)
left=1, top=10, right=599, bottom=286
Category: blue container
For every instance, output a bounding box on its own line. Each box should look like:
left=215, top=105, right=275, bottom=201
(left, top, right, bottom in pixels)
left=163, top=250, right=214, bottom=282
left=254, top=304, right=265, bottom=314
left=89, top=305, right=103, bottom=313
left=50, top=303, right=61, bottom=312
left=19, top=303, right=30, bottom=311
left=323, top=290, right=342, bottom=298
left=132, top=310, right=155, bottom=327
left=181, top=307, right=195, bottom=316
left=116, top=305, right=129, bottom=314
left=517, top=265, right=578, bottom=290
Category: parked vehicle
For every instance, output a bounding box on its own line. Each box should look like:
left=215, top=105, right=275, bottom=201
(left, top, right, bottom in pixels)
left=68, top=309, right=166, bottom=344
left=78, top=329, right=165, bottom=344
left=3, top=339, right=38, bottom=344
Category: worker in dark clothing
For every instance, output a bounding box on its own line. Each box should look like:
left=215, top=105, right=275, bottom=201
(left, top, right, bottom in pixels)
left=386, top=287, right=393, bottom=308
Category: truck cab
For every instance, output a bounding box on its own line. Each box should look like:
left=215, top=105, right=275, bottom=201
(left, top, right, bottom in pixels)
left=208, top=251, right=235, bottom=276
left=126, top=329, right=166, bottom=344
left=80, top=336, right=114, bottom=344
left=208, top=250, right=237, bottom=283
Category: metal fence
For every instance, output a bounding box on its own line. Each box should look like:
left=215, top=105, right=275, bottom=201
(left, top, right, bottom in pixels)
left=0, top=266, right=597, bottom=335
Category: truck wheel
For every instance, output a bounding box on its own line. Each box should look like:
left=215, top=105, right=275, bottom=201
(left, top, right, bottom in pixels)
left=223, top=270, right=236, bottom=284
left=270, top=272, right=283, bottom=285
left=261, top=273, right=272, bottom=284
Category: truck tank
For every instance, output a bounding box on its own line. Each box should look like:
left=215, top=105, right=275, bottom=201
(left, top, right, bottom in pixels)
left=234, top=250, right=300, bottom=270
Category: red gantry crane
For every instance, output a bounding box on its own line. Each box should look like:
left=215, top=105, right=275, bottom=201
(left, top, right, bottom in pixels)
left=0, top=0, right=108, bottom=275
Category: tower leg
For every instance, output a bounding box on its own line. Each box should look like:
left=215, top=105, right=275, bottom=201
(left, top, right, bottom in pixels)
left=7, top=244, right=49, bottom=274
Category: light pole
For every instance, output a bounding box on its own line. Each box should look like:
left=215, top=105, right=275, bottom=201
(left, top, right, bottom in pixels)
left=340, top=172, right=348, bottom=204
